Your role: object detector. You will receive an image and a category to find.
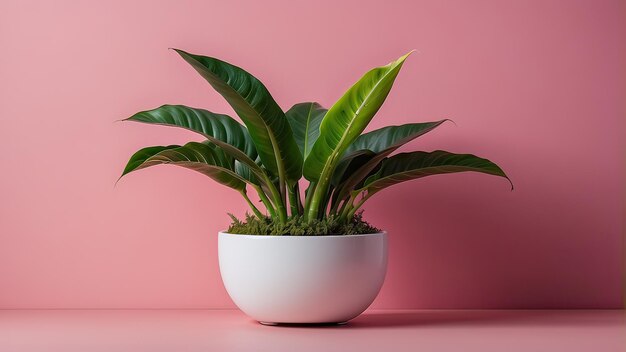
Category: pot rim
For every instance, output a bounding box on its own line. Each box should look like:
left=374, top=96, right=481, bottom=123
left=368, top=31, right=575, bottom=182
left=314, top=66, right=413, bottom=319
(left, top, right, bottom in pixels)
left=218, top=231, right=387, bottom=238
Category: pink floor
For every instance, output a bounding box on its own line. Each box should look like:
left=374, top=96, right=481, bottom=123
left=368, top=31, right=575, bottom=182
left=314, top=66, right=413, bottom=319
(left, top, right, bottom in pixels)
left=0, top=309, right=623, bottom=351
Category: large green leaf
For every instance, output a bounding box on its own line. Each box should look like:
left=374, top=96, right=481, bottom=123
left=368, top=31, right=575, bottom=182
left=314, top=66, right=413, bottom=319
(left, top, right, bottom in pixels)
left=303, top=52, right=411, bottom=183
left=121, top=142, right=250, bottom=191
left=357, top=151, right=512, bottom=194
left=124, top=105, right=264, bottom=183
left=285, top=102, right=327, bottom=159
left=344, top=120, right=449, bottom=155
left=303, top=52, right=412, bottom=218
left=173, top=49, right=302, bottom=184
left=121, top=145, right=179, bottom=177
left=331, top=120, right=449, bottom=204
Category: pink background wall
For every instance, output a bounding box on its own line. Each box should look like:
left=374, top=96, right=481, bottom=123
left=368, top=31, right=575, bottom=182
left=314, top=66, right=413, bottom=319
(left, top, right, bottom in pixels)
left=0, top=0, right=623, bottom=309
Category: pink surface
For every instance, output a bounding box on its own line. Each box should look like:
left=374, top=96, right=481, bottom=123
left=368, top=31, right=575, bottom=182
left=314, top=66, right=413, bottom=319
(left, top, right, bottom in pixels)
left=0, top=0, right=623, bottom=309
left=0, top=310, right=624, bottom=351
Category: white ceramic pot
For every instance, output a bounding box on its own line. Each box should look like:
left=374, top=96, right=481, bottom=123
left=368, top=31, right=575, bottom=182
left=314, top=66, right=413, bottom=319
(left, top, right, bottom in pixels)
left=218, top=231, right=387, bottom=324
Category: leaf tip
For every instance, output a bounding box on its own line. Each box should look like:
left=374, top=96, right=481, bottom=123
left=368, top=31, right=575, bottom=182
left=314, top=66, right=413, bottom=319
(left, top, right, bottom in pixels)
left=498, top=172, right=514, bottom=191
left=170, top=48, right=191, bottom=58
left=398, top=50, right=414, bottom=62
left=443, top=118, right=457, bottom=127
left=391, top=50, right=417, bottom=68
left=114, top=174, right=125, bottom=188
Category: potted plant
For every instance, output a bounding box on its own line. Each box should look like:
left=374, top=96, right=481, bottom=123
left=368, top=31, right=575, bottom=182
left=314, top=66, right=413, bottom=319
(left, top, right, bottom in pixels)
left=119, top=49, right=511, bottom=324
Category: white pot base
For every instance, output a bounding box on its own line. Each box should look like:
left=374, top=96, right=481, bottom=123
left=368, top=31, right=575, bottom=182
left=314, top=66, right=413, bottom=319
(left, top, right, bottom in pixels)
left=218, top=232, right=388, bottom=324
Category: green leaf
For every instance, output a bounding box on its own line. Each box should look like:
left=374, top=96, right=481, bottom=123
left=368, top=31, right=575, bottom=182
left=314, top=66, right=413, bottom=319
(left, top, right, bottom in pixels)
left=173, top=49, right=302, bottom=184
left=331, top=120, right=449, bottom=203
left=345, top=120, right=449, bottom=155
left=121, top=142, right=249, bottom=191
left=303, top=52, right=412, bottom=183
left=234, top=160, right=259, bottom=185
left=358, top=151, right=512, bottom=194
left=331, top=150, right=376, bottom=187
left=124, top=104, right=264, bottom=182
left=303, top=52, right=412, bottom=219
left=121, top=145, right=179, bottom=178
left=285, top=102, right=327, bottom=159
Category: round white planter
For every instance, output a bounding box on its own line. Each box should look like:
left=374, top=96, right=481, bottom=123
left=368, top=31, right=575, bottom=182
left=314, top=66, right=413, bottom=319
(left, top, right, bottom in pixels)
left=218, top=231, right=387, bottom=324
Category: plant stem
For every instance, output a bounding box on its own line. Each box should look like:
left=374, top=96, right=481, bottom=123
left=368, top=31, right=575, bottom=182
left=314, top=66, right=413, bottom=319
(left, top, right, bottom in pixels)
left=329, top=187, right=352, bottom=216
left=329, top=188, right=341, bottom=215
left=253, top=185, right=276, bottom=218
left=320, top=186, right=332, bottom=218
left=287, top=182, right=303, bottom=216
left=339, top=192, right=358, bottom=219
left=334, top=194, right=352, bottom=216
left=303, top=181, right=316, bottom=221
left=263, top=175, right=287, bottom=223
left=307, top=180, right=328, bottom=221
left=264, top=130, right=290, bottom=222
left=295, top=183, right=304, bottom=214
left=307, top=193, right=322, bottom=220
left=240, top=189, right=264, bottom=219
left=279, top=180, right=287, bottom=213
left=345, top=191, right=374, bottom=219
left=306, top=152, right=342, bottom=221
left=287, top=184, right=300, bottom=217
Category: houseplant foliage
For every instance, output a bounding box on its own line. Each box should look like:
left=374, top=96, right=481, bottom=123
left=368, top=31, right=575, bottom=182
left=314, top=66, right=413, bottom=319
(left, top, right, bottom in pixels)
left=121, top=49, right=511, bottom=234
